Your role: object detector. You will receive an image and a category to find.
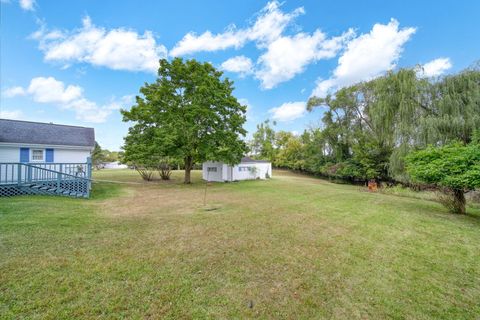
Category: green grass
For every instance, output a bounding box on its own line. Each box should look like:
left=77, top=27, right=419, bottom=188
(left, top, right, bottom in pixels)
left=1, top=169, right=479, bottom=319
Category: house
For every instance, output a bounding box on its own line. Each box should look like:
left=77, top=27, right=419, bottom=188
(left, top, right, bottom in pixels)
left=0, top=119, right=95, bottom=198
left=0, top=119, right=94, bottom=164
left=202, top=156, right=272, bottom=182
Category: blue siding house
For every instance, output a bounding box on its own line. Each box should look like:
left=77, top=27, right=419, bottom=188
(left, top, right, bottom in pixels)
left=0, top=119, right=95, bottom=198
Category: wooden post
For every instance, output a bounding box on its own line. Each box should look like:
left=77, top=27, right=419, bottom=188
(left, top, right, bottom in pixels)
left=17, top=164, right=22, bottom=185
left=86, top=157, right=92, bottom=192
left=27, top=165, right=32, bottom=183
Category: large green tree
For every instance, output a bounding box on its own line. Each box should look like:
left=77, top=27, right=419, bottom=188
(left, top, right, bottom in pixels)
left=122, top=58, right=247, bottom=183
left=405, top=142, right=480, bottom=214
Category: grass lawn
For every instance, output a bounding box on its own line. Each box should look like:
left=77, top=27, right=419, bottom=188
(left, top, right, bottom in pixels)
left=1, top=169, right=479, bottom=319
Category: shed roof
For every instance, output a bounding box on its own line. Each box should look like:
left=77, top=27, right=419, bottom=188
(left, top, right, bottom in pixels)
left=240, top=156, right=270, bottom=163
left=0, top=119, right=95, bottom=147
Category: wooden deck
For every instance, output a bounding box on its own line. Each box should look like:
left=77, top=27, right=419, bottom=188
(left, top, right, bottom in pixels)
left=0, top=159, right=92, bottom=198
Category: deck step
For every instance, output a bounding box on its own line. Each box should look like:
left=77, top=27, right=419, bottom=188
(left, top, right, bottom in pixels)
left=21, top=183, right=35, bottom=187
left=31, top=185, right=41, bottom=189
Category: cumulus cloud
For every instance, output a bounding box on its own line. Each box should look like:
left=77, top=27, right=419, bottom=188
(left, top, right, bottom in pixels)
left=172, top=1, right=355, bottom=89
left=170, top=1, right=304, bottom=56
left=0, top=109, right=23, bottom=120
left=27, top=77, right=83, bottom=104
left=416, top=57, right=452, bottom=77
left=256, top=29, right=354, bottom=89
left=19, top=0, right=35, bottom=11
left=312, top=19, right=416, bottom=97
left=269, top=101, right=306, bottom=122
left=3, top=77, right=132, bottom=123
left=221, top=56, right=254, bottom=76
left=31, top=16, right=167, bottom=73
left=3, top=86, right=26, bottom=97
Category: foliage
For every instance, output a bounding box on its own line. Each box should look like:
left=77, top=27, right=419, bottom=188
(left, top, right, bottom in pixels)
left=249, top=120, right=277, bottom=162
left=405, top=142, right=480, bottom=213
left=250, top=65, right=480, bottom=184
left=91, top=142, right=103, bottom=168
left=122, top=58, right=247, bottom=183
left=91, top=142, right=124, bottom=169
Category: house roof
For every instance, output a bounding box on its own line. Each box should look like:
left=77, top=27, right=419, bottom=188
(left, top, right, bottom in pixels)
left=0, top=119, right=95, bottom=147
left=240, top=156, right=270, bottom=163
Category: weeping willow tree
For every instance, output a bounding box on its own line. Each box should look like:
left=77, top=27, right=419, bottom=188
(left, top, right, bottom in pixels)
left=422, top=67, right=480, bottom=145
left=307, top=64, right=480, bottom=182
left=307, top=69, right=421, bottom=180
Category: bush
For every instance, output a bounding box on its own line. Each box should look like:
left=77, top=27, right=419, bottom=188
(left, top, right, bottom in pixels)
left=134, top=165, right=155, bottom=181
left=158, top=162, right=172, bottom=180
left=405, top=142, right=480, bottom=214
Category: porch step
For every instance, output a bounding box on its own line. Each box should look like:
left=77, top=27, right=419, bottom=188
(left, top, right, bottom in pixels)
left=19, top=183, right=88, bottom=199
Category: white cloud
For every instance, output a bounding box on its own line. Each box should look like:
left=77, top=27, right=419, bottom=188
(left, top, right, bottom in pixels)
left=27, top=77, right=83, bottom=104
left=0, top=109, right=23, bottom=119
left=170, top=1, right=303, bottom=56
left=170, top=29, right=247, bottom=57
left=256, top=29, right=354, bottom=89
left=3, top=77, right=130, bottom=123
left=221, top=56, right=253, bottom=76
left=172, top=1, right=356, bottom=89
left=32, top=16, right=167, bottom=73
left=248, top=1, right=305, bottom=48
left=417, top=57, right=452, bottom=77
left=269, top=101, right=306, bottom=122
left=3, top=86, right=26, bottom=97
left=104, top=94, right=135, bottom=111
left=19, top=0, right=35, bottom=11
left=312, top=19, right=416, bottom=97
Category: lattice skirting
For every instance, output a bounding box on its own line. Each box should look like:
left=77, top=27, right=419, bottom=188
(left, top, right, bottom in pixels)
left=0, top=185, right=34, bottom=197
left=0, top=180, right=89, bottom=198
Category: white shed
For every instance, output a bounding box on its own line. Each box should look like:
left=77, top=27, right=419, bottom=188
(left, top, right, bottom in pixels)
left=202, top=157, right=272, bottom=182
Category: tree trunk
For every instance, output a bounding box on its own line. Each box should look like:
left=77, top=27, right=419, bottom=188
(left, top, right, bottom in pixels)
left=453, top=189, right=466, bottom=214
left=184, top=156, right=193, bottom=184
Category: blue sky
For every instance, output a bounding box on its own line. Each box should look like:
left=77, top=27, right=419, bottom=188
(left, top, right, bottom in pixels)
left=1, top=0, right=478, bottom=150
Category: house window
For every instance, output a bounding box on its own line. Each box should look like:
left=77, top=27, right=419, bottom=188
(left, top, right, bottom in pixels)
left=31, top=149, right=44, bottom=161
left=238, top=166, right=249, bottom=172
left=207, top=167, right=217, bottom=172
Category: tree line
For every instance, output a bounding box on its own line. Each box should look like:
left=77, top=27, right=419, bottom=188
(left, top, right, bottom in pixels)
left=120, top=58, right=478, bottom=213
left=250, top=65, right=480, bottom=213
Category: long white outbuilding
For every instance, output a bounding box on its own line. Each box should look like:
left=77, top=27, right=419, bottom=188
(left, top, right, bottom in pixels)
left=202, top=157, right=272, bottom=182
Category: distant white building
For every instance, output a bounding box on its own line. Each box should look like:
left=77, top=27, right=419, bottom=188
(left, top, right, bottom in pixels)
left=202, top=157, right=272, bottom=182
left=102, top=161, right=128, bottom=170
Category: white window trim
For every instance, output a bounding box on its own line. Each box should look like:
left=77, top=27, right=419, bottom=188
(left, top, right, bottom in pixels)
left=31, top=149, right=45, bottom=162
left=207, top=167, right=217, bottom=172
